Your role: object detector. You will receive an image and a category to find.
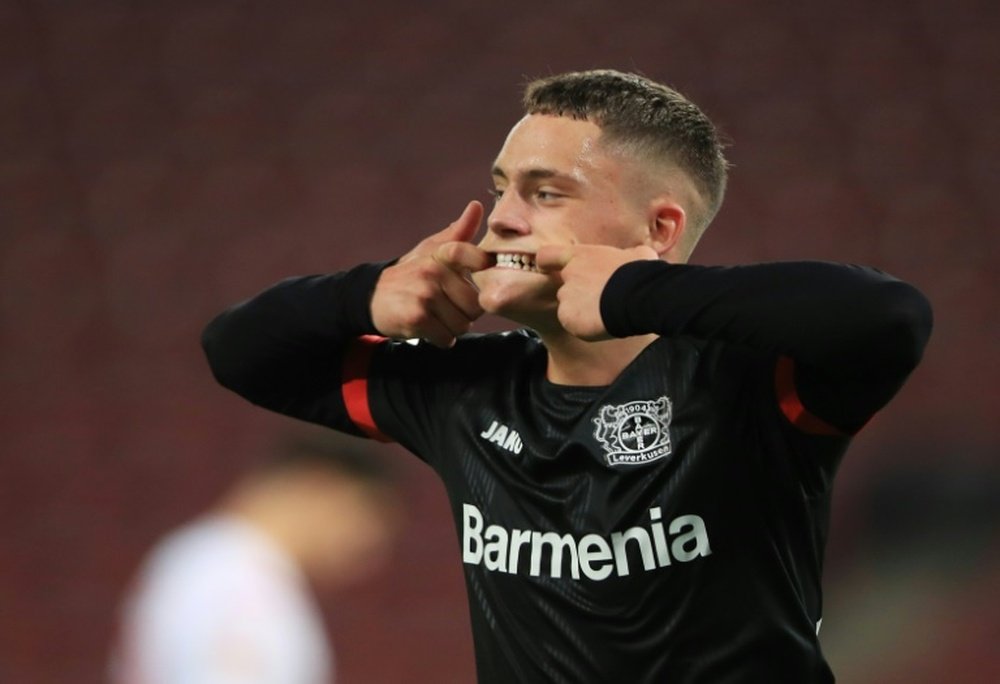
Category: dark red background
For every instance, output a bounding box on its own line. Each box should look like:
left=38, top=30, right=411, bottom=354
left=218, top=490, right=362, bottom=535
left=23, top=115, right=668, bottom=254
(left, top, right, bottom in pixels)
left=1, top=1, right=997, bottom=682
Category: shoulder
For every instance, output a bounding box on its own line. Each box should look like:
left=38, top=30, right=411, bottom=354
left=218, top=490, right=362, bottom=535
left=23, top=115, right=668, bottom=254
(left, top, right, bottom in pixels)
left=134, top=517, right=294, bottom=604
left=643, top=334, right=750, bottom=368
left=635, top=335, right=772, bottom=395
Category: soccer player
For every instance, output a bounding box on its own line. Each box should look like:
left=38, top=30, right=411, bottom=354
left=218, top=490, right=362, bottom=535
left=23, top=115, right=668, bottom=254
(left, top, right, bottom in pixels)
left=110, top=431, right=398, bottom=684
left=202, top=70, right=932, bottom=682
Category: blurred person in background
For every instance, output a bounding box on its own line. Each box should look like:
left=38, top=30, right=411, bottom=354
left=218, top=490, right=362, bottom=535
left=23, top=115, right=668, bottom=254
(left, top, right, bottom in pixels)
left=109, top=431, right=399, bottom=684
left=201, top=70, right=932, bottom=682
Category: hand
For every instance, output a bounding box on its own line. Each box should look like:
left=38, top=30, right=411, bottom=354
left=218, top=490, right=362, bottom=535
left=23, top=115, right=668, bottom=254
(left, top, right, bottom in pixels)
left=536, top=244, right=660, bottom=340
left=371, top=201, right=491, bottom=348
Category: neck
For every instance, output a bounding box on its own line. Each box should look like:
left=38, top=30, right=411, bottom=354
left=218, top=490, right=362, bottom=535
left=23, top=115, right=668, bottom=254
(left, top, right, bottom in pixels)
left=541, top=331, right=659, bottom=386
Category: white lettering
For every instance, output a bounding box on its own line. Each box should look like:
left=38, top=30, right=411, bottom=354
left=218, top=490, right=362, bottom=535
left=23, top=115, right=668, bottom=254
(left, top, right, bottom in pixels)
left=650, top=507, right=671, bottom=566
left=480, top=420, right=499, bottom=439
left=480, top=421, right=524, bottom=454
left=509, top=529, right=532, bottom=572
left=579, top=534, right=614, bottom=580
left=489, top=425, right=509, bottom=446
left=463, top=504, right=483, bottom=563
left=461, top=504, right=710, bottom=581
left=669, top=514, right=712, bottom=562
left=530, top=531, right=580, bottom=579
left=502, top=430, right=523, bottom=454
left=611, top=527, right=655, bottom=575
left=484, top=525, right=508, bottom=572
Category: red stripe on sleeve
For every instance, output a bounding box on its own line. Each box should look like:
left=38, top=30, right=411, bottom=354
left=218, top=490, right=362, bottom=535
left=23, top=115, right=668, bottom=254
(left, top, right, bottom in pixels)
left=774, top=356, right=847, bottom=436
left=342, top=335, right=393, bottom=442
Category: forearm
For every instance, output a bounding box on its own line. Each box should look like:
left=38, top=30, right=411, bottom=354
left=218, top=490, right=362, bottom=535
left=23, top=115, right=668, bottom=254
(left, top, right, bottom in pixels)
left=202, top=262, right=388, bottom=425
left=601, top=260, right=933, bottom=431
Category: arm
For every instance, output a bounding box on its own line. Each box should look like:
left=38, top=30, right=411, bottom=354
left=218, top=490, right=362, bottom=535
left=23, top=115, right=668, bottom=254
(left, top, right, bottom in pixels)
left=600, top=260, right=932, bottom=433
left=201, top=264, right=386, bottom=434
left=202, top=202, right=490, bottom=433
left=537, top=245, right=932, bottom=434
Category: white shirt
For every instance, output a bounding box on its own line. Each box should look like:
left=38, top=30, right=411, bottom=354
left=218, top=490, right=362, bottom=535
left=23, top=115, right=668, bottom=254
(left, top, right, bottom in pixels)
left=111, top=515, right=333, bottom=684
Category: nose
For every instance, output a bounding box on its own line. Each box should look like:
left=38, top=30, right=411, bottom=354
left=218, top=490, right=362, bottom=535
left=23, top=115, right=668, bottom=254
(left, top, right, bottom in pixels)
left=487, top=191, right=530, bottom=238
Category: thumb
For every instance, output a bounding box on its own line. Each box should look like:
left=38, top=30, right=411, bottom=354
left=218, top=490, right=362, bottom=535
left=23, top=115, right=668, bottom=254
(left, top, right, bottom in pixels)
left=536, top=245, right=574, bottom=274
left=436, top=201, right=484, bottom=244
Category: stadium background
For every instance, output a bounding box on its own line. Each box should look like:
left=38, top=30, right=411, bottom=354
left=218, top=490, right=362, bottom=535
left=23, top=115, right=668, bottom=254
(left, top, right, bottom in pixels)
left=1, top=1, right=997, bottom=681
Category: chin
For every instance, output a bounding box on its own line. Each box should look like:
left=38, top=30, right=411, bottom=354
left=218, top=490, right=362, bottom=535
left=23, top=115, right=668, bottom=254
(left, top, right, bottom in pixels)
left=480, top=289, right=557, bottom=331
left=476, top=269, right=554, bottom=317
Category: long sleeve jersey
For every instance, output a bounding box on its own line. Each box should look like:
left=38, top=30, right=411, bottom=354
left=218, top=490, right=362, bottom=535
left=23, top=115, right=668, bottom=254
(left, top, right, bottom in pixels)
left=202, top=259, right=931, bottom=683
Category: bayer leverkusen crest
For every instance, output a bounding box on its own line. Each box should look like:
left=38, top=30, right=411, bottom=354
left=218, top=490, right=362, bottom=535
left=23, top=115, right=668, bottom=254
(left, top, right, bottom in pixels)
left=592, top=396, right=673, bottom=467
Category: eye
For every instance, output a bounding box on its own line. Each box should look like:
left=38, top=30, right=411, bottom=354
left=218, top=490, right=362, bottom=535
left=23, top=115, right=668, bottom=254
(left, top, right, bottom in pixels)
left=536, top=189, right=564, bottom=201
left=487, top=188, right=504, bottom=202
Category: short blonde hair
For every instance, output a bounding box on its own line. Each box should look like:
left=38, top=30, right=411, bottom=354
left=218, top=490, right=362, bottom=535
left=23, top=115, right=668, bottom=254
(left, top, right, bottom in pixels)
left=524, top=69, right=729, bottom=237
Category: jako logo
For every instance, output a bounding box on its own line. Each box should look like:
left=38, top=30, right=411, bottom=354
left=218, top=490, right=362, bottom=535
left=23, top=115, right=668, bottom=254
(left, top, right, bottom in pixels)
left=480, top=420, right=523, bottom=454
left=462, top=504, right=711, bottom=581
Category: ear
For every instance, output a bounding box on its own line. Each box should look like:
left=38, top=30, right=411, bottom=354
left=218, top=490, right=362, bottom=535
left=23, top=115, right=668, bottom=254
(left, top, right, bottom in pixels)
left=646, top=199, right=686, bottom=257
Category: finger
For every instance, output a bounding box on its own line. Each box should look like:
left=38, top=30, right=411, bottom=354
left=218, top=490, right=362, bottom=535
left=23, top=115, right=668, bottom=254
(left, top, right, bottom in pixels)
left=435, top=201, right=484, bottom=244
left=535, top=245, right=574, bottom=273
left=438, top=269, right=485, bottom=320
left=426, top=298, right=476, bottom=345
left=433, top=241, right=493, bottom=273
left=626, top=244, right=661, bottom=261
left=418, top=315, right=460, bottom=349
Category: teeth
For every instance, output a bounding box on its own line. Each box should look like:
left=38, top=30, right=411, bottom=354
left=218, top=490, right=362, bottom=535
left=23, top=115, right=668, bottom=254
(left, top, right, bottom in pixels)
left=495, top=253, right=538, bottom=272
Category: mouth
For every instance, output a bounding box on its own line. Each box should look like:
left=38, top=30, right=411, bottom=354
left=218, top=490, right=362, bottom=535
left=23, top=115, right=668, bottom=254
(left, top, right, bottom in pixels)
left=492, top=252, right=538, bottom=273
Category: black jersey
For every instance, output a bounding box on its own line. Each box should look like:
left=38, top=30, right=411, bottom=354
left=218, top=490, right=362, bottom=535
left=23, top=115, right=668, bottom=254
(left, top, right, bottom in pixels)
left=203, top=259, right=932, bottom=683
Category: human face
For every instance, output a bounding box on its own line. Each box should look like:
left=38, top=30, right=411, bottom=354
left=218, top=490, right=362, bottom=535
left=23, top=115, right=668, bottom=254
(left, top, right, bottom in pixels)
left=473, top=114, right=651, bottom=328
left=307, top=478, right=398, bottom=590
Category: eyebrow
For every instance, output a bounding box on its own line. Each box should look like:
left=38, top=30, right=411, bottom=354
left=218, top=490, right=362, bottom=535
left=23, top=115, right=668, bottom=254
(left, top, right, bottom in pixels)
left=491, top=165, right=578, bottom=184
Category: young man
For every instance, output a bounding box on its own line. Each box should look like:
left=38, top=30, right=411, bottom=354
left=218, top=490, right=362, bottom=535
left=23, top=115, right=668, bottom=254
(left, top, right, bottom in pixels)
left=203, top=70, right=932, bottom=682
left=110, top=432, right=398, bottom=684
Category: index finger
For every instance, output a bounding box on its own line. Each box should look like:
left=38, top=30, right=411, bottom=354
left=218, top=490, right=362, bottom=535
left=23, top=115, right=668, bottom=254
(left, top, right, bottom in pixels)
left=535, top=245, right=574, bottom=273
left=433, top=241, right=493, bottom=273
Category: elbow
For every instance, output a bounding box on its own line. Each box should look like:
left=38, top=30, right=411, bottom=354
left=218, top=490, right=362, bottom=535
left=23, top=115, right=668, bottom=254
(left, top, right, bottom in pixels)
left=879, top=281, right=933, bottom=376
left=200, top=314, right=243, bottom=392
